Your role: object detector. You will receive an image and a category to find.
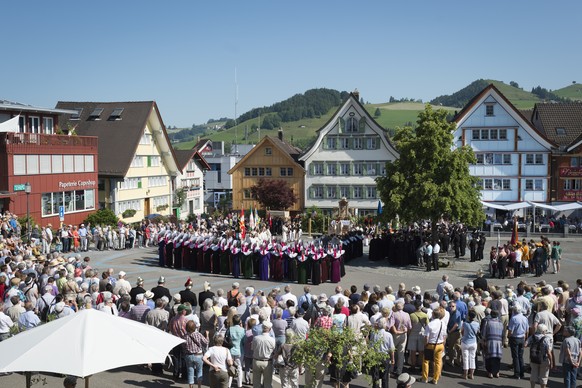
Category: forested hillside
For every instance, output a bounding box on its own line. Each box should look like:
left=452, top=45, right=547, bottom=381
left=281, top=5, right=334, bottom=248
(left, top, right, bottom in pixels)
left=224, top=88, right=350, bottom=130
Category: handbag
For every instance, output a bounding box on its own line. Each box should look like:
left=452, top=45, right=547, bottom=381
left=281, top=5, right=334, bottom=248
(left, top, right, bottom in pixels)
left=423, top=322, right=443, bottom=362
left=223, top=327, right=233, bottom=349
left=227, top=364, right=238, bottom=377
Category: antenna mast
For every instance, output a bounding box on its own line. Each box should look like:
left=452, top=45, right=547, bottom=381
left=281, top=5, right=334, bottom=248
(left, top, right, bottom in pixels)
left=234, top=67, right=238, bottom=152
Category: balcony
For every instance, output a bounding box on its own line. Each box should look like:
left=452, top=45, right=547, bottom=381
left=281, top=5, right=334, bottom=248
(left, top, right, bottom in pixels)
left=0, top=132, right=98, bottom=154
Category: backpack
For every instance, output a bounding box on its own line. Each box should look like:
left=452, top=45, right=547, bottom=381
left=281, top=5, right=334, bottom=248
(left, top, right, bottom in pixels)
left=39, top=296, right=52, bottom=322
left=227, top=290, right=241, bottom=307
left=530, top=336, right=547, bottom=364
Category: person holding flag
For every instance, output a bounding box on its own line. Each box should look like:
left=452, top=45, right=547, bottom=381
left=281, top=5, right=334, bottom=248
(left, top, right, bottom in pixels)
left=239, top=207, right=246, bottom=240
left=249, top=204, right=255, bottom=231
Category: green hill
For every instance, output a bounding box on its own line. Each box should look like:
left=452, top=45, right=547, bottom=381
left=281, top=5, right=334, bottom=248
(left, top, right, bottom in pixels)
left=173, top=101, right=458, bottom=151
left=430, top=79, right=542, bottom=109
left=173, top=80, right=576, bottom=151
left=486, top=80, right=541, bottom=108
left=554, top=83, right=582, bottom=101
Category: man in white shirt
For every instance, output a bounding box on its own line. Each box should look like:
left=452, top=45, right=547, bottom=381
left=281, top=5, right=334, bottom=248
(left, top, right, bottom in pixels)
left=432, top=242, right=441, bottom=271
left=436, top=275, right=451, bottom=300
left=425, top=243, right=433, bottom=272
left=347, top=304, right=370, bottom=336
left=291, top=309, right=310, bottom=339
left=0, top=301, right=14, bottom=341
left=114, top=271, right=132, bottom=295
left=328, top=286, right=349, bottom=308
left=280, top=285, right=298, bottom=307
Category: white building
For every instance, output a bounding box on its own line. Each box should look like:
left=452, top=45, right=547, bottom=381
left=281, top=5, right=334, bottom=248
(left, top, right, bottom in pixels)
left=174, top=149, right=210, bottom=219
left=299, top=92, right=399, bottom=215
left=453, top=85, right=556, bottom=210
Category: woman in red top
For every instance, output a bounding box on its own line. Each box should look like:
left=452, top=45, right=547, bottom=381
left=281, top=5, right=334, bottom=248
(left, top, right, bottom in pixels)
left=71, top=226, right=80, bottom=252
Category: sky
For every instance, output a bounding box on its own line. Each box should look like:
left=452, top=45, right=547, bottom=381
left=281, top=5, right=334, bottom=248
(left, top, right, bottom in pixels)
left=2, top=1, right=581, bottom=127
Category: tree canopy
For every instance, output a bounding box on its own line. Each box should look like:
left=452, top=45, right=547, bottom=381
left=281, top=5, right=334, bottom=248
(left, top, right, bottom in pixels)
left=250, top=179, right=298, bottom=210
left=376, top=104, right=483, bottom=229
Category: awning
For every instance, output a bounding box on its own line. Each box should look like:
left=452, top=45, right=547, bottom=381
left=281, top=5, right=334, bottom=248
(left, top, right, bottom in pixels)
left=480, top=201, right=510, bottom=210
left=552, top=202, right=582, bottom=212
left=504, top=202, right=531, bottom=211
left=527, top=201, right=557, bottom=211
left=481, top=201, right=582, bottom=212
left=481, top=201, right=530, bottom=211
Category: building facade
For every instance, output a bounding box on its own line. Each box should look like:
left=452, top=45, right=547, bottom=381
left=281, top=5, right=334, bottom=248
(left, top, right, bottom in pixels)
left=56, top=101, right=178, bottom=223
left=194, top=140, right=252, bottom=211
left=299, top=92, right=399, bottom=215
left=228, top=132, right=305, bottom=212
left=529, top=102, right=582, bottom=203
left=454, top=85, right=555, bottom=209
left=174, top=149, right=210, bottom=219
left=0, top=100, right=98, bottom=227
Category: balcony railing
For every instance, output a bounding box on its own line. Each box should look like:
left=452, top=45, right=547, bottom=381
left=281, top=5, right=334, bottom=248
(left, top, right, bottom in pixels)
left=0, top=132, right=98, bottom=152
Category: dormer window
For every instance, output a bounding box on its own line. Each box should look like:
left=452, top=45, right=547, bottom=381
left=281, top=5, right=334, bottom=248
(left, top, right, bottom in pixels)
left=556, top=127, right=566, bottom=135
left=109, top=108, right=124, bottom=121
left=70, top=108, right=83, bottom=120
left=88, top=108, right=104, bottom=120
left=485, top=104, right=495, bottom=116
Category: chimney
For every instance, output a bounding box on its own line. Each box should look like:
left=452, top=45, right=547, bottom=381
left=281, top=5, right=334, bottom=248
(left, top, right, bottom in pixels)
left=353, top=88, right=360, bottom=101
left=278, top=128, right=283, bottom=141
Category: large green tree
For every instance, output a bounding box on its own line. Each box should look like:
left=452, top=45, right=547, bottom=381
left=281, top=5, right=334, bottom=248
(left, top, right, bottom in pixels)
left=376, top=104, right=483, bottom=236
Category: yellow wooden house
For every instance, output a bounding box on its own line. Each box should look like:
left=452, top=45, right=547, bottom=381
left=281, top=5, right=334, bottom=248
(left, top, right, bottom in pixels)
left=228, top=130, right=305, bottom=212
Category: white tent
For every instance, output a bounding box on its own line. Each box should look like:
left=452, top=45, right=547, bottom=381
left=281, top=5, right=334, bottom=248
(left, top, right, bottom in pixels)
left=0, top=308, right=184, bottom=386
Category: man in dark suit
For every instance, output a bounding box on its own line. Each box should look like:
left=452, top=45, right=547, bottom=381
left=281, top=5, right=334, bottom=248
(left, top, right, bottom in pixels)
left=151, top=276, right=171, bottom=302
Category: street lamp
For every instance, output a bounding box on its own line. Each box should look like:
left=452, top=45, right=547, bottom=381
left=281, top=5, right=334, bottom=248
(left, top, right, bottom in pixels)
left=24, top=182, right=31, bottom=242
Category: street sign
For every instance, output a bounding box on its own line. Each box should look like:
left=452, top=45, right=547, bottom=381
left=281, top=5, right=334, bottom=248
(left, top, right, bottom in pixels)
left=13, top=184, right=26, bottom=192
left=59, top=206, right=65, bottom=221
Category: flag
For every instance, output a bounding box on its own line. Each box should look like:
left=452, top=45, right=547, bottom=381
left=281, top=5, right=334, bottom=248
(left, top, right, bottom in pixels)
left=249, top=204, right=255, bottom=230
left=510, top=218, right=518, bottom=245
left=0, top=115, right=20, bottom=133
left=240, top=207, right=246, bottom=239
left=377, top=200, right=383, bottom=215
left=255, top=206, right=260, bottom=226
left=268, top=211, right=272, bottom=229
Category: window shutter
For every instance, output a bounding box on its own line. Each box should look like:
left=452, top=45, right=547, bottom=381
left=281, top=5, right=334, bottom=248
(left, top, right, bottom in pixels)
left=359, top=117, right=366, bottom=133
left=338, top=117, right=345, bottom=133
left=376, top=137, right=381, bottom=149
left=138, top=179, right=142, bottom=189
left=147, top=156, right=151, bottom=167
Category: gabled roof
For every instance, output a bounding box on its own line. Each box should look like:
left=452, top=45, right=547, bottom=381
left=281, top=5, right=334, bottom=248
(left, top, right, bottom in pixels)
left=192, top=139, right=212, bottom=152
left=174, top=149, right=211, bottom=172
left=299, top=92, right=398, bottom=161
left=530, top=102, right=582, bottom=149
left=56, top=101, right=178, bottom=177
left=454, top=84, right=557, bottom=149
left=228, top=135, right=304, bottom=175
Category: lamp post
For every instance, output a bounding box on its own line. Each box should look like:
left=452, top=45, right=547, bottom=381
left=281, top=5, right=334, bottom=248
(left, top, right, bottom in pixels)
left=24, top=182, right=31, bottom=242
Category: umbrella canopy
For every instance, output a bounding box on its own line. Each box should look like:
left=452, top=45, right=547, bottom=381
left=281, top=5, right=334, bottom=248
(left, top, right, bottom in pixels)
left=0, top=308, right=183, bottom=378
